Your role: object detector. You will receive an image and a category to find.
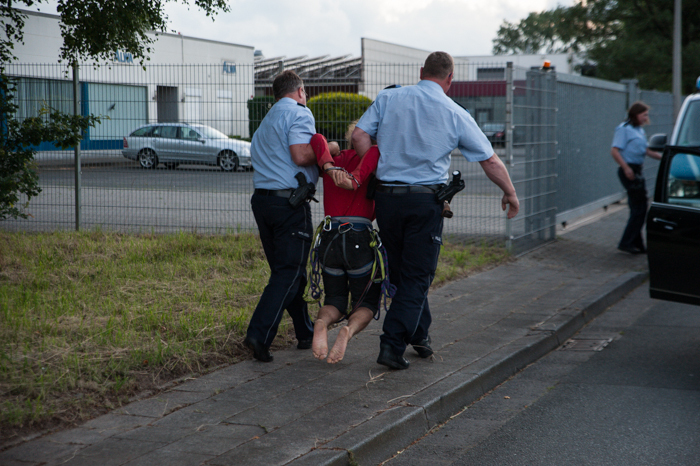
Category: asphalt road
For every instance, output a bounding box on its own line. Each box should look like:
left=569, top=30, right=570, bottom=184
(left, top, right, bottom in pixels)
left=5, top=150, right=524, bottom=235
left=33, top=148, right=523, bottom=196
left=383, top=285, right=700, bottom=466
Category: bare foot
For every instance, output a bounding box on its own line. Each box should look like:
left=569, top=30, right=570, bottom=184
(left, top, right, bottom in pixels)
left=327, top=326, right=351, bottom=363
left=312, top=321, right=328, bottom=360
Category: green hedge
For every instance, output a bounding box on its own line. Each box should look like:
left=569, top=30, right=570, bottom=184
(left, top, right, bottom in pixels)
left=307, top=92, right=373, bottom=144
left=247, top=96, right=275, bottom=137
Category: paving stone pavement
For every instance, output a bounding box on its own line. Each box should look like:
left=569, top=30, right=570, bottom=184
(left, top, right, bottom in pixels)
left=0, top=205, right=649, bottom=466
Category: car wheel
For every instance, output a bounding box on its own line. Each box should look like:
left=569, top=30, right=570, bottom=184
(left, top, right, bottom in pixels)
left=218, top=151, right=239, bottom=172
left=138, top=149, right=158, bottom=169
left=164, top=162, right=180, bottom=169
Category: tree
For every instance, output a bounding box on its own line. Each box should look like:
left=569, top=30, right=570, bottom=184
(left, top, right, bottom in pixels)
left=1, top=0, right=230, bottom=219
left=307, top=92, right=373, bottom=145
left=492, top=0, right=700, bottom=94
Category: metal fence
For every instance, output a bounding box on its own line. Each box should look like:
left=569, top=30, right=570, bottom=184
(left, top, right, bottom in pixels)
left=1, top=62, right=675, bottom=255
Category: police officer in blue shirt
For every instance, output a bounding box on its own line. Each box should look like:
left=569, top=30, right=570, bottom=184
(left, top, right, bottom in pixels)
left=244, top=70, right=318, bottom=362
left=610, top=101, right=662, bottom=254
left=352, top=51, right=520, bottom=370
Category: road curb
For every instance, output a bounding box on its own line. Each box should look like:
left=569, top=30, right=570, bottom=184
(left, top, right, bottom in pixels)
left=291, top=271, right=648, bottom=466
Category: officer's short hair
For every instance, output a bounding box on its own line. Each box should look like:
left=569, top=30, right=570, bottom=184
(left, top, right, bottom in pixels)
left=273, top=71, right=304, bottom=100
left=423, top=52, right=454, bottom=80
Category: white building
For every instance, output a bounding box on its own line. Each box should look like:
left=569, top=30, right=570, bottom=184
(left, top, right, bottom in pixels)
left=360, top=38, right=579, bottom=99
left=5, top=9, right=255, bottom=150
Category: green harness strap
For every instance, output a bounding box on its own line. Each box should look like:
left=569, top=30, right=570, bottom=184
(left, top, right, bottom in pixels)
left=303, top=216, right=331, bottom=304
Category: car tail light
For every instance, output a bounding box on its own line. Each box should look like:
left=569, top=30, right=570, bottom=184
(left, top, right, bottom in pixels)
left=123, top=137, right=128, bottom=148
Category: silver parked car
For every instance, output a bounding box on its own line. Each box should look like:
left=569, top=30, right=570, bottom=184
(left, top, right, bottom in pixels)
left=122, top=123, right=252, bottom=171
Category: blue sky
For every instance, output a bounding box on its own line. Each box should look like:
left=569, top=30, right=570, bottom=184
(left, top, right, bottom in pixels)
left=23, top=0, right=574, bottom=59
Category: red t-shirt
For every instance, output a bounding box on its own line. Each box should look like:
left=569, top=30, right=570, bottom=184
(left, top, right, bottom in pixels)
left=311, top=134, right=380, bottom=220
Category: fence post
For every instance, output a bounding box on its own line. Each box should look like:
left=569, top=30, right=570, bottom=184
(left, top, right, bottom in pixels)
left=73, top=62, right=81, bottom=231
left=505, top=61, right=514, bottom=252
left=620, top=79, right=639, bottom=109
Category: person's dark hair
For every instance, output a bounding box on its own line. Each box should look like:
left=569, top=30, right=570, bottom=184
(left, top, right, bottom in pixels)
left=423, top=52, right=454, bottom=79
left=628, top=101, right=649, bottom=127
left=273, top=70, right=304, bottom=100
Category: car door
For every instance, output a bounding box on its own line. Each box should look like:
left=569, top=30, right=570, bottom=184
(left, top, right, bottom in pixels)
left=151, top=125, right=179, bottom=160
left=647, top=145, right=700, bottom=305
left=179, top=126, right=207, bottom=165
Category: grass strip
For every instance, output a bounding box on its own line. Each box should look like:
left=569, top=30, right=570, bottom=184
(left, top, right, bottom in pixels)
left=0, top=230, right=510, bottom=438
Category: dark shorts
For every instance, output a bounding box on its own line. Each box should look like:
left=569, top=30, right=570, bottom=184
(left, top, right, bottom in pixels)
left=319, top=227, right=381, bottom=316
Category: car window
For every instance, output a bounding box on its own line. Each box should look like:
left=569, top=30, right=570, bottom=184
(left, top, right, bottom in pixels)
left=667, top=152, right=700, bottom=208
left=157, top=126, right=178, bottom=139
left=181, top=127, right=201, bottom=140
left=481, top=123, right=504, bottom=132
left=130, top=126, right=153, bottom=137
left=193, top=125, right=227, bottom=139
left=676, top=100, right=700, bottom=147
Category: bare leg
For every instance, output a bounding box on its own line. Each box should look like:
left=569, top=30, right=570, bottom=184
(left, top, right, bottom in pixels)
left=312, top=305, right=342, bottom=360
left=327, top=307, right=374, bottom=364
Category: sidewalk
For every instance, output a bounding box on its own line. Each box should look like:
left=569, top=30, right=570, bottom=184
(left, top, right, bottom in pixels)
left=0, top=205, right=649, bottom=466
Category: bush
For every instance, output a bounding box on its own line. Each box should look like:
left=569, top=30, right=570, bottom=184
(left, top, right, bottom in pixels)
left=307, top=92, right=373, bottom=145
left=247, top=96, right=275, bottom=138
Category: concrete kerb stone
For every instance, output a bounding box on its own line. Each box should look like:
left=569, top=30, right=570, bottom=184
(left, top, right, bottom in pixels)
left=288, top=270, right=648, bottom=466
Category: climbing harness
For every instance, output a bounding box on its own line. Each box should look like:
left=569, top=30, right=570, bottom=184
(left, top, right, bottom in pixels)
left=303, top=216, right=396, bottom=320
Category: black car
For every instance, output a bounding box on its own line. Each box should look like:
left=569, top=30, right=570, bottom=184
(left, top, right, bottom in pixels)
left=646, top=83, right=700, bottom=306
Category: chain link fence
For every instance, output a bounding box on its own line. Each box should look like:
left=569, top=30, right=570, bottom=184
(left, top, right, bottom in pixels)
left=1, top=62, right=675, bottom=255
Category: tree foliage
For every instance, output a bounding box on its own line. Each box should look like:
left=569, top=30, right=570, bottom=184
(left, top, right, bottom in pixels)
left=492, top=0, right=700, bottom=94
left=1, top=78, right=101, bottom=219
left=55, top=0, right=229, bottom=66
left=1, top=0, right=229, bottom=219
left=307, top=92, right=373, bottom=144
left=247, top=96, right=275, bottom=138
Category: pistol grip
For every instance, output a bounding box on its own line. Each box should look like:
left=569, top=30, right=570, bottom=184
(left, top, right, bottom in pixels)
left=441, top=200, right=453, bottom=218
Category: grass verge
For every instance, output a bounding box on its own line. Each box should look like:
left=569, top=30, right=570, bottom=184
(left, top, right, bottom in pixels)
left=0, top=230, right=510, bottom=442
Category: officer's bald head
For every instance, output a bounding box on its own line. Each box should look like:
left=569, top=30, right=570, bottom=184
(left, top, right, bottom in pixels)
left=422, top=52, right=454, bottom=80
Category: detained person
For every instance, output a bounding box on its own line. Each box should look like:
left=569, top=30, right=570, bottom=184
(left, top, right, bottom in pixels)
left=307, top=123, right=385, bottom=364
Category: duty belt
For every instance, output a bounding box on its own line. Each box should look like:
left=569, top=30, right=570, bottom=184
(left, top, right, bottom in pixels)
left=375, top=184, right=442, bottom=194
left=254, top=188, right=294, bottom=198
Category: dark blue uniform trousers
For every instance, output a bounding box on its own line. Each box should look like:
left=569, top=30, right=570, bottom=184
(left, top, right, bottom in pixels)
left=375, top=191, right=443, bottom=355
left=617, top=165, right=648, bottom=251
left=248, top=194, right=314, bottom=348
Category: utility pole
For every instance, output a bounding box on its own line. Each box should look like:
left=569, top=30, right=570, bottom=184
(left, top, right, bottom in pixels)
left=673, top=0, right=682, bottom=117
left=73, top=62, right=81, bottom=231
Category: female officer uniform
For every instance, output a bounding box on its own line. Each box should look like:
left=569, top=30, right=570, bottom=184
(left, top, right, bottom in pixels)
left=612, top=119, right=651, bottom=253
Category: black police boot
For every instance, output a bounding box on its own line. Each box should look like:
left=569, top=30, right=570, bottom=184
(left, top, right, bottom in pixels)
left=244, top=337, right=273, bottom=362
left=377, top=343, right=409, bottom=370
left=412, top=335, right=434, bottom=358
left=297, top=338, right=313, bottom=350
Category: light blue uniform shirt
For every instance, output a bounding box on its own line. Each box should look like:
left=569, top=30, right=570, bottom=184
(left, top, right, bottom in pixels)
left=356, top=80, right=494, bottom=185
left=251, top=97, right=318, bottom=190
left=612, top=122, right=648, bottom=165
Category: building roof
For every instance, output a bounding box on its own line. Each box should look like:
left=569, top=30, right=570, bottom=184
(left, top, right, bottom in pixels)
left=254, top=54, right=362, bottom=82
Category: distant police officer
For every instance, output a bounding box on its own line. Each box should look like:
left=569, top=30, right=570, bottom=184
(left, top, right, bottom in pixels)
left=245, top=70, right=318, bottom=362
left=352, top=52, right=520, bottom=370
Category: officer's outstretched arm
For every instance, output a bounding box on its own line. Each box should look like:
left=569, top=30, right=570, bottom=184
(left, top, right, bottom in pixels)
left=290, top=143, right=317, bottom=166
left=479, top=153, right=519, bottom=218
